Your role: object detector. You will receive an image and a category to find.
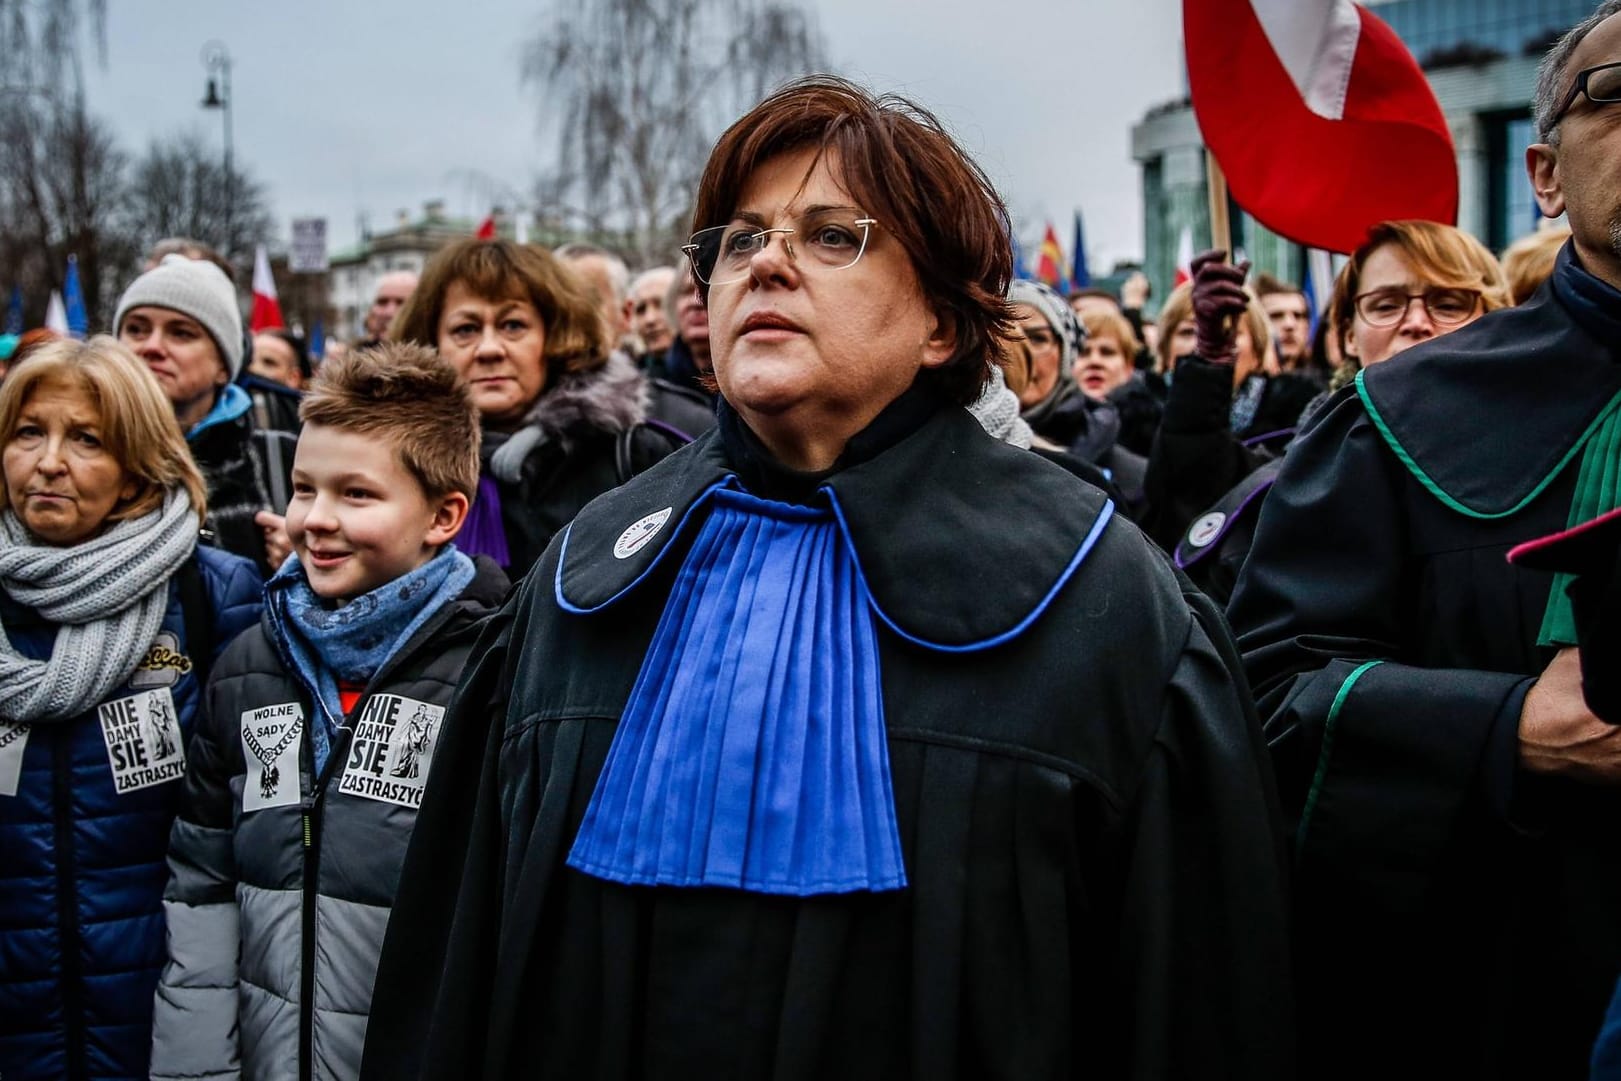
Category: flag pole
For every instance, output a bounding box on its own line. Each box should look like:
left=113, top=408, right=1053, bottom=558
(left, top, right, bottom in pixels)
left=1205, top=149, right=1232, bottom=256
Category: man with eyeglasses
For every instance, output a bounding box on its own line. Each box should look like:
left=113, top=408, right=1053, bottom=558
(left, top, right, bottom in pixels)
left=1227, top=2, right=1621, bottom=1078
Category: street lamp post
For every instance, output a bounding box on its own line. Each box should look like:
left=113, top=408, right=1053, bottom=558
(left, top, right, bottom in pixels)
left=200, top=41, right=233, bottom=257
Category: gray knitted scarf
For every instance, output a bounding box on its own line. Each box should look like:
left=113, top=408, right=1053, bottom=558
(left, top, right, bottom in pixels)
left=0, top=490, right=198, bottom=723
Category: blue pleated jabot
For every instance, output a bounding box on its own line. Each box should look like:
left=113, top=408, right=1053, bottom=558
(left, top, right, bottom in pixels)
left=566, top=487, right=907, bottom=896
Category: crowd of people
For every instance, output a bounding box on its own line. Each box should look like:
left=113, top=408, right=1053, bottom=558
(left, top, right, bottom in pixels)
left=1, top=2, right=1619, bottom=1078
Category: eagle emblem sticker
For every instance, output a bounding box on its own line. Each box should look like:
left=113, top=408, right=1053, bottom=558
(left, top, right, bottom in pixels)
left=614, top=507, right=673, bottom=560
left=1187, top=512, right=1227, bottom=549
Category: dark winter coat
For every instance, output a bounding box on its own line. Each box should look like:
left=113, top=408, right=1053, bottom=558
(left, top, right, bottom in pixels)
left=0, top=546, right=262, bottom=1081
left=362, top=401, right=1296, bottom=1081
left=1024, top=385, right=1149, bottom=511
left=188, top=391, right=298, bottom=577
left=486, top=355, right=684, bottom=578
left=149, top=557, right=508, bottom=1081
left=1228, top=250, right=1621, bottom=1080
left=1142, top=357, right=1316, bottom=551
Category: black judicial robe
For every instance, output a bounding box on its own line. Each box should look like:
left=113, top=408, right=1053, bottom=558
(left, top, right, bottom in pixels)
left=362, top=405, right=1294, bottom=1081
left=1228, top=257, right=1621, bottom=1081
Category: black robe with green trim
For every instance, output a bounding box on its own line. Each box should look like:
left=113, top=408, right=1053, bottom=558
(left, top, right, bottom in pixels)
left=1228, top=248, right=1621, bottom=1081
left=360, top=402, right=1295, bottom=1081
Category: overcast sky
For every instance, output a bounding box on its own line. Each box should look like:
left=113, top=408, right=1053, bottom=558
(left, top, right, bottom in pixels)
left=83, top=0, right=1186, bottom=272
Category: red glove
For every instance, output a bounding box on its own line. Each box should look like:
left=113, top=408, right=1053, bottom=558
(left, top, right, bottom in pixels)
left=1190, top=249, right=1251, bottom=366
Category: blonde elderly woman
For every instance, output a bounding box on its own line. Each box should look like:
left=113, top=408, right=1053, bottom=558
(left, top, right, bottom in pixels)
left=0, top=338, right=262, bottom=1081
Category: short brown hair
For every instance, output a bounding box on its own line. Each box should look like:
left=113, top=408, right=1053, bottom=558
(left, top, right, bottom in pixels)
left=299, top=342, right=481, bottom=499
left=1327, top=221, right=1508, bottom=360
left=390, top=238, right=608, bottom=381
left=1252, top=272, right=1304, bottom=301
left=1501, top=226, right=1570, bottom=305
left=690, top=75, right=1015, bottom=406
left=0, top=336, right=207, bottom=525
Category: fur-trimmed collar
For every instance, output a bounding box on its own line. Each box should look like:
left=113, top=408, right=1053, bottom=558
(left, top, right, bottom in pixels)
left=489, top=352, right=649, bottom=482
left=524, top=350, right=648, bottom=445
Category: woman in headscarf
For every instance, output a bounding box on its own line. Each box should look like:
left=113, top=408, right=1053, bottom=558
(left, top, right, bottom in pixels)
left=363, top=76, right=1292, bottom=1081
left=1012, top=279, right=1147, bottom=507
left=0, top=337, right=262, bottom=1081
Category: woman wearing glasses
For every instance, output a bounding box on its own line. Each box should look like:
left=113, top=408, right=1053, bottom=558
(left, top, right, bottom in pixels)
left=363, top=76, right=1292, bottom=1081
left=1331, top=219, right=1506, bottom=374
left=1172, top=221, right=1507, bottom=602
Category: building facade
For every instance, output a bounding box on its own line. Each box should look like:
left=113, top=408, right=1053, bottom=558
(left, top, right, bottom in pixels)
left=327, top=200, right=483, bottom=342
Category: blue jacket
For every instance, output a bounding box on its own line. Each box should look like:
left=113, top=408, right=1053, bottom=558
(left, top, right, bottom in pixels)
left=0, top=545, right=262, bottom=1081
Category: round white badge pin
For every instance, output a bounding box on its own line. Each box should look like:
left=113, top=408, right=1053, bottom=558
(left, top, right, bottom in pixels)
left=614, top=508, right=673, bottom=559
left=1187, top=511, right=1227, bottom=549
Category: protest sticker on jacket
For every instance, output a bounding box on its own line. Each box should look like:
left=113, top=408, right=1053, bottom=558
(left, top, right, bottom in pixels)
left=0, top=722, right=29, bottom=797
left=241, top=703, right=304, bottom=812
left=99, top=689, right=186, bottom=794
left=338, top=694, right=445, bottom=809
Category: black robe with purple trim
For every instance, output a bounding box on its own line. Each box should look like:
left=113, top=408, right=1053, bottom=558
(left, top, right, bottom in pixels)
left=1228, top=248, right=1621, bottom=1081
left=361, top=402, right=1294, bottom=1081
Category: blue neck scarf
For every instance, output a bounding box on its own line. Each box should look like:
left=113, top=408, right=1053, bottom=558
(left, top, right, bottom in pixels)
left=186, top=383, right=253, bottom=440
left=567, top=487, right=907, bottom=895
left=267, top=546, right=475, bottom=773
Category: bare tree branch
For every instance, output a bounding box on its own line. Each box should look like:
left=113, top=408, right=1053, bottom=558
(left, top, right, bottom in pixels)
left=521, top=0, right=828, bottom=267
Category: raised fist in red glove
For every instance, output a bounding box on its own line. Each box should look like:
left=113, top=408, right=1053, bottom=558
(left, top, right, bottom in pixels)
left=1190, top=249, right=1251, bottom=366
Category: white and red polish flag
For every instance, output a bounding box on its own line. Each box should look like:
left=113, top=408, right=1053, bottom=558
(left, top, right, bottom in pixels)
left=249, top=245, right=286, bottom=333
left=1183, top=0, right=1457, bottom=255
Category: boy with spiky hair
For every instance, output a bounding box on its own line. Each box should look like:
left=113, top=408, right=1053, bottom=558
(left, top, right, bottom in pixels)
left=151, top=343, right=509, bottom=1081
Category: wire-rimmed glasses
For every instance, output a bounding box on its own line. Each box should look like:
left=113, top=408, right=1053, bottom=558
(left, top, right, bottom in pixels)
left=683, top=210, right=878, bottom=286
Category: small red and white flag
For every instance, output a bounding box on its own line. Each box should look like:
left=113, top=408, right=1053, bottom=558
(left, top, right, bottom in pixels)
left=1173, top=226, right=1195, bottom=287
left=1184, top=0, right=1457, bottom=254
left=476, top=214, right=497, bottom=240
left=249, top=245, right=285, bottom=333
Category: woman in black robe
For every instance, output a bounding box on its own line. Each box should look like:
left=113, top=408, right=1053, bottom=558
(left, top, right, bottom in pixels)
left=362, top=75, right=1294, bottom=1081
left=1228, top=224, right=1621, bottom=1078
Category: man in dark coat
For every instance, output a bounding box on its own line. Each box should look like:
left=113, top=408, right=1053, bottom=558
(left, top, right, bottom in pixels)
left=1227, top=4, right=1621, bottom=1077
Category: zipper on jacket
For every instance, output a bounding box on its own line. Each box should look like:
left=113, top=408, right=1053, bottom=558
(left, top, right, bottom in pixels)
left=52, top=734, right=88, bottom=1081
left=297, top=694, right=370, bottom=1081
left=291, top=602, right=467, bottom=1081
left=298, top=715, right=323, bottom=1081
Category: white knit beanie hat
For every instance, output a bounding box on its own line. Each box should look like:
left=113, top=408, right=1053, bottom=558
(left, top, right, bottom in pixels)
left=114, top=254, right=244, bottom=379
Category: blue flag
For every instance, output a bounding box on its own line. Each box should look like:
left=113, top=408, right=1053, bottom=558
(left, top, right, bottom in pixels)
left=1071, top=211, right=1091, bottom=288
left=63, top=255, right=88, bottom=339
left=1011, top=228, right=1031, bottom=281
left=309, top=319, right=326, bottom=365
left=4, top=286, right=22, bottom=336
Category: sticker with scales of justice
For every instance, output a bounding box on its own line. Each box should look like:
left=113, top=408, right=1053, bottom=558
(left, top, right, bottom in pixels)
left=337, top=694, right=445, bottom=809
left=99, top=689, right=186, bottom=794
left=241, top=703, right=304, bottom=812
